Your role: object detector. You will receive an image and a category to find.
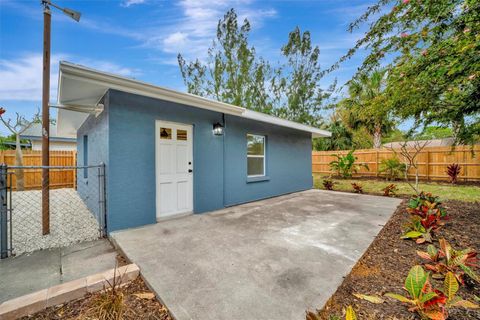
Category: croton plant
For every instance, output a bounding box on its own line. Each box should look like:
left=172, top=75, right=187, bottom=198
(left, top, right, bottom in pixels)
left=401, top=192, right=449, bottom=243
left=417, top=239, right=479, bottom=285
left=385, top=265, right=478, bottom=320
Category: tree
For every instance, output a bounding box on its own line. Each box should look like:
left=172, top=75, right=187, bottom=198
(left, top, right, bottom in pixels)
left=0, top=108, right=41, bottom=190
left=389, top=140, right=430, bottom=194
left=313, top=114, right=353, bottom=151
left=332, top=0, right=480, bottom=145
left=178, top=9, right=273, bottom=114
left=339, top=69, right=395, bottom=148
left=273, top=27, right=331, bottom=127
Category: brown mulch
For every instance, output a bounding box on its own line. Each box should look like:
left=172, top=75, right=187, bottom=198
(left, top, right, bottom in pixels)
left=22, top=277, right=173, bottom=320
left=315, top=199, right=480, bottom=320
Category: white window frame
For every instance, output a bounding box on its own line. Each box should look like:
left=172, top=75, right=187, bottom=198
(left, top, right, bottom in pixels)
left=247, top=134, right=266, bottom=177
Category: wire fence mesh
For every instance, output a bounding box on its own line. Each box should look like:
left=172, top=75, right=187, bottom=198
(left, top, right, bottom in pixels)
left=0, top=165, right=106, bottom=258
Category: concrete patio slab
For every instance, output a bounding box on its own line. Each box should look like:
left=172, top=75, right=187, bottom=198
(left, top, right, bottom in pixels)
left=0, top=239, right=118, bottom=303
left=111, top=189, right=402, bottom=320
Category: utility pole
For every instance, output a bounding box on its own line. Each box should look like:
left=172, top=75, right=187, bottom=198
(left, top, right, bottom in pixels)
left=40, top=0, right=81, bottom=235
left=41, top=1, right=51, bottom=235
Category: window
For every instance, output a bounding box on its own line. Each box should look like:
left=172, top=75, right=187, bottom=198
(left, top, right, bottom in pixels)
left=83, top=135, right=88, bottom=179
left=247, top=134, right=265, bottom=177
left=160, top=127, right=172, bottom=139
left=177, top=129, right=187, bottom=141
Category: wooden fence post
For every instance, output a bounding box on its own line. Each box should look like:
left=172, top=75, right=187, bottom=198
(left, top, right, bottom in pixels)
left=375, top=150, right=379, bottom=177
left=426, top=150, right=430, bottom=182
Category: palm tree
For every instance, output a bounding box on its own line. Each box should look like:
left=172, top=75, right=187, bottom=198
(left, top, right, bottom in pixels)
left=313, top=113, right=354, bottom=151
left=340, top=69, right=395, bottom=149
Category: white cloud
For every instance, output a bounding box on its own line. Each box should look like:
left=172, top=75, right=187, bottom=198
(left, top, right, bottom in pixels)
left=0, top=53, right=138, bottom=101
left=121, top=0, right=146, bottom=7
left=144, top=0, right=277, bottom=62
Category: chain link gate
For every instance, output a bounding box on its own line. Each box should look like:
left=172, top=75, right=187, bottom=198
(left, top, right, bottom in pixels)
left=0, top=164, right=106, bottom=258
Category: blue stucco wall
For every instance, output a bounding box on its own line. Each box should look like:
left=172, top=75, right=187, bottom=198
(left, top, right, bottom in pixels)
left=76, top=93, right=109, bottom=223
left=107, top=90, right=225, bottom=231
left=82, top=89, right=313, bottom=232
left=224, top=115, right=313, bottom=206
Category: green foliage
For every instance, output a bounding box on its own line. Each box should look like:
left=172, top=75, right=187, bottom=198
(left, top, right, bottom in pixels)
left=313, top=117, right=353, bottom=151
left=334, top=0, right=480, bottom=145
left=329, top=150, right=369, bottom=178
left=272, top=27, right=332, bottom=127
left=416, top=126, right=454, bottom=140
left=417, top=238, right=480, bottom=284
left=379, top=157, right=406, bottom=181
left=338, top=69, right=395, bottom=148
left=386, top=266, right=478, bottom=319
left=402, top=192, right=448, bottom=243
left=178, top=9, right=273, bottom=114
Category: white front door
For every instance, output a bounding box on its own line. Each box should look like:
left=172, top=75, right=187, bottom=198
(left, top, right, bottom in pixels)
left=155, top=120, right=193, bottom=219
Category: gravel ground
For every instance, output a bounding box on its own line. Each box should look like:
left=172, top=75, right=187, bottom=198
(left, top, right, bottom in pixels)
left=9, top=188, right=101, bottom=256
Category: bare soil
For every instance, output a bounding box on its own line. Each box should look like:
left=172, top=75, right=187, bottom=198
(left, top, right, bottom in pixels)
left=22, top=277, right=173, bottom=320
left=314, top=200, right=480, bottom=319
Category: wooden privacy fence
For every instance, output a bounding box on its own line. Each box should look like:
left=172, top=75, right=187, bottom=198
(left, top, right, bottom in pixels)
left=312, top=145, right=480, bottom=182
left=1, top=150, right=77, bottom=190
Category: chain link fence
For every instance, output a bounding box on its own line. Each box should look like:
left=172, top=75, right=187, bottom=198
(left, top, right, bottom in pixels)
left=0, top=164, right=106, bottom=258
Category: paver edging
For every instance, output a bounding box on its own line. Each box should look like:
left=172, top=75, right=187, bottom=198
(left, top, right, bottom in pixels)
left=0, top=263, right=140, bottom=320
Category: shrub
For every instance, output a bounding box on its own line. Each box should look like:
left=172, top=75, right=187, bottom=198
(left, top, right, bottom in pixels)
left=90, top=266, right=126, bottom=320
left=417, top=239, right=479, bottom=284
left=446, top=163, right=461, bottom=184
left=385, top=266, right=478, bottom=320
left=382, top=184, right=398, bottom=197
left=306, top=306, right=357, bottom=320
left=407, top=192, right=448, bottom=220
left=329, top=150, right=369, bottom=178
left=379, top=157, right=406, bottom=181
left=351, top=183, right=363, bottom=194
left=323, top=179, right=335, bottom=190
left=401, top=192, right=448, bottom=244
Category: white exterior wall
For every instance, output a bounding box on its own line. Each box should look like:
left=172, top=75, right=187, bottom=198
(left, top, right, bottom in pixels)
left=31, top=140, right=77, bottom=151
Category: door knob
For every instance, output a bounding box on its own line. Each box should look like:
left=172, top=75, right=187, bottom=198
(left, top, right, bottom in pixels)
left=188, top=169, right=193, bottom=173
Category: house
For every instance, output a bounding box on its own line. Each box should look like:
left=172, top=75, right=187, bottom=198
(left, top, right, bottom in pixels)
left=55, top=61, right=331, bottom=232
left=20, top=123, right=77, bottom=151
left=383, top=138, right=455, bottom=149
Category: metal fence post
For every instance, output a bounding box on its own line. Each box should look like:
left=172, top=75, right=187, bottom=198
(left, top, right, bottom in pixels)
left=97, top=163, right=107, bottom=236
left=0, top=164, right=8, bottom=259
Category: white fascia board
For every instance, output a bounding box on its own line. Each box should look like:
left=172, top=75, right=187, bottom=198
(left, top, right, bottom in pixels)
left=59, top=62, right=245, bottom=116
left=242, top=110, right=331, bottom=137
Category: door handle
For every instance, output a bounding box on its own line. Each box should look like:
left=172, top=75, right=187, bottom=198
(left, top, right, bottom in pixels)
left=188, top=169, right=193, bottom=173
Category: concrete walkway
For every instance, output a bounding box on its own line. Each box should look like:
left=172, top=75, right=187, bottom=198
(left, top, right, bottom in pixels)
left=112, top=189, right=402, bottom=320
left=0, top=239, right=118, bottom=303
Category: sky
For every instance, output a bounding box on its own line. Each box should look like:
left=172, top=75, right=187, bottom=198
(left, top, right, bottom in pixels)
left=0, top=0, right=373, bottom=136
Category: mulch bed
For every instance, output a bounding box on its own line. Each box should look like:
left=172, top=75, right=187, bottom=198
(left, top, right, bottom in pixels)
left=22, top=276, right=173, bottom=320
left=315, top=199, right=480, bottom=319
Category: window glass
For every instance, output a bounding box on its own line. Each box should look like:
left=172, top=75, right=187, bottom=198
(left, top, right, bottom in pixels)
left=247, top=135, right=264, bottom=155
left=160, top=127, right=172, bottom=140
left=247, top=134, right=265, bottom=177
left=177, top=129, right=187, bottom=141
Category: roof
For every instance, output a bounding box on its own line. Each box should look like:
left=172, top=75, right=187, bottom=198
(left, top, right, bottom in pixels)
left=20, top=123, right=77, bottom=141
left=56, top=61, right=331, bottom=138
left=383, top=138, right=456, bottom=149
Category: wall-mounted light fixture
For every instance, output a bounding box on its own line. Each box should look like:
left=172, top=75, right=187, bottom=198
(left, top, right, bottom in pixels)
left=213, top=122, right=224, bottom=136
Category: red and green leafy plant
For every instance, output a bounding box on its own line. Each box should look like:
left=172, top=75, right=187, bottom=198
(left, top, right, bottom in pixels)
left=446, top=163, right=461, bottom=184
left=402, top=192, right=448, bottom=243
left=402, top=216, right=435, bottom=244
left=382, top=184, right=398, bottom=197
left=322, top=179, right=335, bottom=190
left=417, top=239, right=479, bottom=284
left=407, top=192, right=447, bottom=219
left=385, top=266, right=478, bottom=320
left=351, top=183, right=363, bottom=194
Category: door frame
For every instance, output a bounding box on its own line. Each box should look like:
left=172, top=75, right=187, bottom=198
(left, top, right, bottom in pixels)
left=155, top=119, right=194, bottom=220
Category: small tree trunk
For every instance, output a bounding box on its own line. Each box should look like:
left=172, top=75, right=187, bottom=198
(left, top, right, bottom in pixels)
left=373, top=124, right=382, bottom=149
left=15, top=134, right=25, bottom=191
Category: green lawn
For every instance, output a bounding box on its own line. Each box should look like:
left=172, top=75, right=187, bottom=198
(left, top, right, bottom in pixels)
left=313, top=174, right=480, bottom=202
